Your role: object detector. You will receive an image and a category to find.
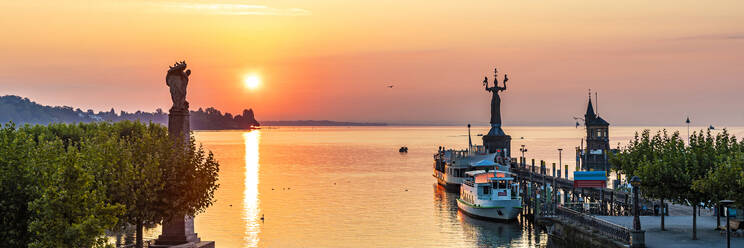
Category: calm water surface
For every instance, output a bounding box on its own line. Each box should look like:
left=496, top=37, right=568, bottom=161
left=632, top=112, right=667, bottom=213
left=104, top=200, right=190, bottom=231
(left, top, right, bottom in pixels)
left=144, top=126, right=742, bottom=247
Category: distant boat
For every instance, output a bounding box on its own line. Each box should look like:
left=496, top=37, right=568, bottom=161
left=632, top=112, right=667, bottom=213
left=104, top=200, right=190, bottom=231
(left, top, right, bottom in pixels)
left=399, top=147, right=408, bottom=153
left=477, top=134, right=484, bottom=136
left=709, top=125, right=715, bottom=130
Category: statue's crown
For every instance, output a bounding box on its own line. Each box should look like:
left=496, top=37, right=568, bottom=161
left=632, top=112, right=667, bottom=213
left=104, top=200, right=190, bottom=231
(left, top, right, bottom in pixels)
left=168, top=61, right=187, bottom=72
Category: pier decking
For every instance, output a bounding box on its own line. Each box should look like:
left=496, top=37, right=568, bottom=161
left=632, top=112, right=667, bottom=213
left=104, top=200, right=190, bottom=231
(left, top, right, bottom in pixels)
left=513, top=158, right=657, bottom=217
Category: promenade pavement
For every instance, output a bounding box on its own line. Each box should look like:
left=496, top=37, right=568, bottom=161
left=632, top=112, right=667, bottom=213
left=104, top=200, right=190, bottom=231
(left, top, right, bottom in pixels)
left=597, top=215, right=743, bottom=248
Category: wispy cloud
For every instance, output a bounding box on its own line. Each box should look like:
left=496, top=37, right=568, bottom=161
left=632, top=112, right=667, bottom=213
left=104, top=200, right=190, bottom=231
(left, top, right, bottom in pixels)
left=673, top=33, right=744, bottom=41
left=150, top=1, right=311, bottom=16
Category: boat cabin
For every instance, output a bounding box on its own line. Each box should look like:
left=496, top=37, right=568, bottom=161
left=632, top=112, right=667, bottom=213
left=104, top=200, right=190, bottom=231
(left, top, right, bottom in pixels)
left=461, top=170, right=519, bottom=202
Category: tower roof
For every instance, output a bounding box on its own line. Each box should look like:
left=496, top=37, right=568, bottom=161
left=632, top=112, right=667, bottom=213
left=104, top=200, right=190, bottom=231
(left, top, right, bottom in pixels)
left=585, top=97, right=596, bottom=120
left=584, top=94, right=609, bottom=126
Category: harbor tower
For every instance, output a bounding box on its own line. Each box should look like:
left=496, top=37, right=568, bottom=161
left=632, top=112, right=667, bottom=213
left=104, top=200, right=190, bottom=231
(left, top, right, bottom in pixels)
left=581, top=93, right=610, bottom=171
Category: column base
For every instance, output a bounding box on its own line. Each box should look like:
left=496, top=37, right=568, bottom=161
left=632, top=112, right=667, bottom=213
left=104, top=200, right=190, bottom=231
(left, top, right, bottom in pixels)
left=150, top=241, right=215, bottom=248
left=631, top=229, right=645, bottom=248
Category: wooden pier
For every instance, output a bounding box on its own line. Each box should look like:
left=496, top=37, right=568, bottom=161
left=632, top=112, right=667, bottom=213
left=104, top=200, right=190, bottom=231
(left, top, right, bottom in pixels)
left=511, top=158, right=656, bottom=247
left=512, top=158, right=659, bottom=218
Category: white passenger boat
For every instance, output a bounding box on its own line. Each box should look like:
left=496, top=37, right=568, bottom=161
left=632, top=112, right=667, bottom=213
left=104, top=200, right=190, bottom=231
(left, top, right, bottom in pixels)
left=457, top=170, right=522, bottom=221
left=433, top=145, right=497, bottom=192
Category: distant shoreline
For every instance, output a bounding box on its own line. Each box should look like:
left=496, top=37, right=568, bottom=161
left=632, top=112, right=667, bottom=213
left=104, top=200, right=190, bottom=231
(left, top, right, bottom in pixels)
left=261, top=120, right=387, bottom=126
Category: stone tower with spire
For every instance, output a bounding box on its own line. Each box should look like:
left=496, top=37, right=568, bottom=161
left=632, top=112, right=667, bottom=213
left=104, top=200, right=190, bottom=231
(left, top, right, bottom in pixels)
left=582, top=92, right=610, bottom=171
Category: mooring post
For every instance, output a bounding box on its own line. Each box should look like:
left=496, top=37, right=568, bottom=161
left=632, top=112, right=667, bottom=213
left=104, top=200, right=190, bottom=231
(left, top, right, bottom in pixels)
left=610, top=190, right=615, bottom=216
left=531, top=159, right=534, bottom=173
left=600, top=187, right=605, bottom=215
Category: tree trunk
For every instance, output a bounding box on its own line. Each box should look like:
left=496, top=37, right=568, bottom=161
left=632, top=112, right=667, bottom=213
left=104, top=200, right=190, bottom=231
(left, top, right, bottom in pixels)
left=661, top=198, right=665, bottom=231
left=692, top=205, right=697, bottom=240
left=136, top=221, right=144, bottom=248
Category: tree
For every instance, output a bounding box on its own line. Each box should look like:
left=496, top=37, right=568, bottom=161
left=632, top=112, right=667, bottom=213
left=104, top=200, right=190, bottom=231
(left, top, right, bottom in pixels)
left=617, top=130, right=687, bottom=231
left=27, top=139, right=122, bottom=248
left=0, top=123, right=39, bottom=247
left=0, top=121, right=220, bottom=247
left=692, top=129, right=744, bottom=229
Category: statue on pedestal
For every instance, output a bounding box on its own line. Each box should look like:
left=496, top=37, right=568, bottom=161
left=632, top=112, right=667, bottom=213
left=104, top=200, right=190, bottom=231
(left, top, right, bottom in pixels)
left=156, top=61, right=213, bottom=247
left=166, top=61, right=191, bottom=112
left=483, top=67, right=509, bottom=136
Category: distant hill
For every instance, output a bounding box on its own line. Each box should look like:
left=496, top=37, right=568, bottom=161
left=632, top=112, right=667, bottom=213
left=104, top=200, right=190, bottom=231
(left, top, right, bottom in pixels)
left=0, top=95, right=260, bottom=130
left=261, top=120, right=386, bottom=126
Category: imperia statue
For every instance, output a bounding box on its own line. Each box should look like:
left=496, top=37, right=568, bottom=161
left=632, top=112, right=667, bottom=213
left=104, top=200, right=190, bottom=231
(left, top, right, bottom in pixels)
left=166, top=61, right=191, bottom=111
left=483, top=67, right=508, bottom=126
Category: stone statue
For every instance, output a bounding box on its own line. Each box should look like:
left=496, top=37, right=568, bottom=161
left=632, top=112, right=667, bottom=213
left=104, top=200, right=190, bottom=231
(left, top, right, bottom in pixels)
left=484, top=67, right=508, bottom=126
left=166, top=61, right=191, bottom=111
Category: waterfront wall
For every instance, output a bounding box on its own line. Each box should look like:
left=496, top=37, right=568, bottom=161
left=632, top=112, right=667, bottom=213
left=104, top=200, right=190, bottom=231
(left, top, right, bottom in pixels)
left=545, top=217, right=627, bottom=248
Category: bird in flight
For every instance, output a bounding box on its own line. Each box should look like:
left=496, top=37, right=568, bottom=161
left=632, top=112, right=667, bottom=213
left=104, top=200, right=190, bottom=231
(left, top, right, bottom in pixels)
left=387, top=85, right=394, bottom=88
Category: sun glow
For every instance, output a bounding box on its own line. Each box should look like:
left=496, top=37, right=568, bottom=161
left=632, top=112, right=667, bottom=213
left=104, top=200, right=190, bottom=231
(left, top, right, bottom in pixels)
left=244, top=74, right=261, bottom=90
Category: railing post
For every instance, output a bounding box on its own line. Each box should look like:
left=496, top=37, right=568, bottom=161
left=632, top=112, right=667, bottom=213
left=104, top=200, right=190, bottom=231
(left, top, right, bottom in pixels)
left=552, top=163, right=557, bottom=214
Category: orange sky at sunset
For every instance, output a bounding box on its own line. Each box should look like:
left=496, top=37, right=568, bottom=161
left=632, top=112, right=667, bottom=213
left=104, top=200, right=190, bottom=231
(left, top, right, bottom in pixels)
left=1, top=1, right=743, bottom=125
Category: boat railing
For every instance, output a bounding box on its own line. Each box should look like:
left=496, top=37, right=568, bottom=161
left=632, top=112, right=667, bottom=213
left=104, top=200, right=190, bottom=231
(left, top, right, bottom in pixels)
left=555, top=206, right=631, bottom=244
left=463, top=179, right=474, bottom=187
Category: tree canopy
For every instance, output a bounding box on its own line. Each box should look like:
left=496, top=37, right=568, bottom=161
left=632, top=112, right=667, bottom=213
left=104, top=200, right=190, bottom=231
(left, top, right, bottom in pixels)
left=612, top=128, right=744, bottom=239
left=0, top=121, right=220, bottom=247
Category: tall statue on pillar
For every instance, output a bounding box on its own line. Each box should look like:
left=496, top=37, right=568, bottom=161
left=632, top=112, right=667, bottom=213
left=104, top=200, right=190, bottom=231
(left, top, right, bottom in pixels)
left=156, top=61, right=213, bottom=247
left=481, top=67, right=512, bottom=156
left=484, top=68, right=508, bottom=136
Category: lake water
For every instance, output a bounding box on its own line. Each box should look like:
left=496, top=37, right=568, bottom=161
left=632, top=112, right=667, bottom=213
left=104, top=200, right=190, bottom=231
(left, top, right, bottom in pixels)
left=139, top=125, right=741, bottom=247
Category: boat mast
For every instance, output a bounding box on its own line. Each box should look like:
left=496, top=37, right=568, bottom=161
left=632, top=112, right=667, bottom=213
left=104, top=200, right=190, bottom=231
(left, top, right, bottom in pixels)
left=467, top=123, right=473, bottom=153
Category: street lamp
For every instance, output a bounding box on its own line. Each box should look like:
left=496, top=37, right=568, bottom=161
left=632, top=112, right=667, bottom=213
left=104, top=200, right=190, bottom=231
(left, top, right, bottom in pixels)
left=720, top=199, right=735, bottom=248
left=630, top=176, right=645, bottom=248
left=631, top=176, right=641, bottom=230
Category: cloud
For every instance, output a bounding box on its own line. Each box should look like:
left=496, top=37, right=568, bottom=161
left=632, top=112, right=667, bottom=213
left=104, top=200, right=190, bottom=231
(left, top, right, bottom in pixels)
left=150, top=1, right=311, bottom=16
left=673, top=33, right=744, bottom=41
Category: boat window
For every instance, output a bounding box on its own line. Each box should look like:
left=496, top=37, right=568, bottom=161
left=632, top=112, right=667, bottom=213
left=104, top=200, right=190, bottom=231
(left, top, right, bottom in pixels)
left=495, top=180, right=507, bottom=189
left=479, top=186, right=490, bottom=195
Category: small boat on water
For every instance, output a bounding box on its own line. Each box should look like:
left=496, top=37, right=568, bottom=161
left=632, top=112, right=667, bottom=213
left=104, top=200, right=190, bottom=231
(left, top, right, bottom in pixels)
left=457, top=170, right=522, bottom=221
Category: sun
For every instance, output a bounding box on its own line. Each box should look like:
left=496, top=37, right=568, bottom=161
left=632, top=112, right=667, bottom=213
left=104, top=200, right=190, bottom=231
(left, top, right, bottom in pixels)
left=243, top=74, right=261, bottom=90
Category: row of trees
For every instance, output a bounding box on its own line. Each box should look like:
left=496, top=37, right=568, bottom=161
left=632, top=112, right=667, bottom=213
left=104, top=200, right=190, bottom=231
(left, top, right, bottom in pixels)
left=611, top=129, right=744, bottom=240
left=0, top=121, right=220, bottom=248
left=0, top=95, right=260, bottom=129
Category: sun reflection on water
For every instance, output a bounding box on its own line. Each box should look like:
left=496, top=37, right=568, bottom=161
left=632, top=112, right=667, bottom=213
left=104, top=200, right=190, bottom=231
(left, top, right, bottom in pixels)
left=243, top=130, right=261, bottom=247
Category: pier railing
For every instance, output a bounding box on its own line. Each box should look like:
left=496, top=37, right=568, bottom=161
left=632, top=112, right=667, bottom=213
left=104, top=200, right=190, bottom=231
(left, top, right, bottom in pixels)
left=555, top=206, right=631, bottom=244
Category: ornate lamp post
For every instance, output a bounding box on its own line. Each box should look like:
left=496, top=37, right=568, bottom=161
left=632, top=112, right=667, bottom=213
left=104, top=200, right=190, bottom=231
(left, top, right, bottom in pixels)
left=520, top=145, right=527, bottom=168
left=630, top=176, right=645, bottom=247
left=720, top=200, right=734, bottom=248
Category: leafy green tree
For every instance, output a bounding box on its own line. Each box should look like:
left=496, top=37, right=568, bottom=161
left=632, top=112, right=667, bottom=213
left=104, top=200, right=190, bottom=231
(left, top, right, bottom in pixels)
left=634, top=130, right=688, bottom=231
left=0, top=123, right=38, bottom=247
left=0, top=121, right=221, bottom=247
left=27, top=139, right=122, bottom=248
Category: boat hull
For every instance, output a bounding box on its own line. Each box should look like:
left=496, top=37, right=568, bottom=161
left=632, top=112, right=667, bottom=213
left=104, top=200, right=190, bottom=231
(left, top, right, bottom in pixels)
left=433, top=170, right=462, bottom=192
left=456, top=199, right=522, bottom=221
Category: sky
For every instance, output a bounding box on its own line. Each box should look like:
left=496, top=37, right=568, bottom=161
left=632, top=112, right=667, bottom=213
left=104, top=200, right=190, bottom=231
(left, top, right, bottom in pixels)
left=1, top=0, right=743, bottom=126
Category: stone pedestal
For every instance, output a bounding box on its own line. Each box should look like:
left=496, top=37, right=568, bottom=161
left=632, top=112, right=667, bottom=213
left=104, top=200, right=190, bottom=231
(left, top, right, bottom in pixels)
left=167, top=109, right=190, bottom=143
left=154, top=109, right=212, bottom=247
left=483, top=129, right=511, bottom=157
left=630, top=230, right=645, bottom=248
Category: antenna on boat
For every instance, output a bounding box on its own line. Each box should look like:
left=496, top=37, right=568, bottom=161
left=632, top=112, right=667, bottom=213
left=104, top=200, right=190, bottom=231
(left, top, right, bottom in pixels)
left=467, top=123, right=473, bottom=152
